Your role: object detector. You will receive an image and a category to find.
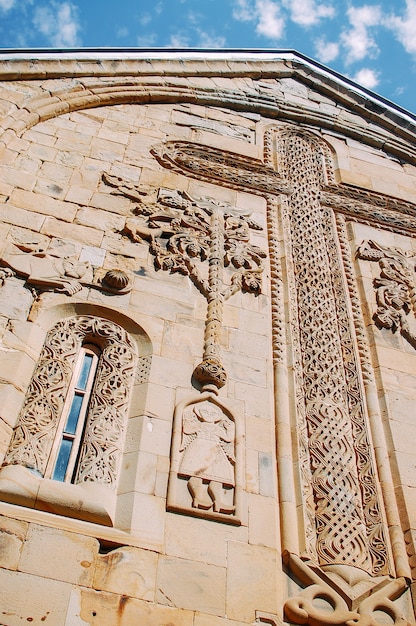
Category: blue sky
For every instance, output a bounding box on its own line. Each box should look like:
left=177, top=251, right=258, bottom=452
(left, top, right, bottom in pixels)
left=0, top=0, right=415, bottom=115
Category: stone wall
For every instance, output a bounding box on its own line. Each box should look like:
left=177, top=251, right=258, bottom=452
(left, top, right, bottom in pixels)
left=0, top=53, right=415, bottom=625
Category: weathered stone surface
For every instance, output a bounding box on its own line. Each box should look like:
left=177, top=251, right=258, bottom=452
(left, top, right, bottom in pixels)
left=156, top=555, right=227, bottom=616
left=18, top=524, right=98, bottom=586
left=93, top=546, right=158, bottom=601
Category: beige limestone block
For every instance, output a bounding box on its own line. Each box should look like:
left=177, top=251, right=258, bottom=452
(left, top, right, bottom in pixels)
left=0, top=383, right=25, bottom=429
left=135, top=382, right=175, bottom=422
left=0, top=164, right=37, bottom=191
left=148, top=354, right=194, bottom=389
left=226, top=541, right=278, bottom=621
left=89, top=191, right=132, bottom=216
left=26, top=142, right=58, bottom=163
left=0, top=202, right=45, bottom=231
left=93, top=546, right=158, bottom=601
left=0, top=569, right=72, bottom=625
left=0, top=418, right=11, bottom=462
left=10, top=188, right=78, bottom=221
left=137, top=415, right=172, bottom=457
left=164, top=512, right=248, bottom=567
left=194, top=614, right=244, bottom=626
left=161, top=320, right=204, bottom=363
left=118, top=450, right=158, bottom=495
left=75, top=206, right=125, bottom=232
left=116, top=492, right=166, bottom=549
left=245, top=415, right=274, bottom=453
left=0, top=347, right=35, bottom=392
left=245, top=448, right=260, bottom=494
left=79, top=588, right=194, bottom=626
left=18, top=524, right=98, bottom=586
left=41, top=216, right=103, bottom=247
left=234, top=382, right=273, bottom=421
left=34, top=177, right=68, bottom=200
left=156, top=555, right=226, bottom=616
left=0, top=515, right=27, bottom=570
left=248, top=493, right=278, bottom=549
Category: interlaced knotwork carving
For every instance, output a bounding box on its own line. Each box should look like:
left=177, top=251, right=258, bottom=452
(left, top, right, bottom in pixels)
left=135, top=355, right=152, bottom=384
left=322, top=209, right=389, bottom=575
left=357, top=240, right=416, bottom=349
left=276, top=127, right=389, bottom=574
left=151, top=140, right=292, bottom=196
left=3, top=316, right=137, bottom=487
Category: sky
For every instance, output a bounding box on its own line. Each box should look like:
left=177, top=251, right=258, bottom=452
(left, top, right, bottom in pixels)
left=0, top=0, right=415, bottom=116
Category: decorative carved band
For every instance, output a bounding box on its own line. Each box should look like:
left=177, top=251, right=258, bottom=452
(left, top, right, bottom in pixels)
left=3, top=316, right=137, bottom=488
left=276, top=127, right=390, bottom=575
left=151, top=140, right=293, bottom=196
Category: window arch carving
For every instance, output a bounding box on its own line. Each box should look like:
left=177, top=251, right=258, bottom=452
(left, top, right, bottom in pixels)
left=3, top=315, right=138, bottom=490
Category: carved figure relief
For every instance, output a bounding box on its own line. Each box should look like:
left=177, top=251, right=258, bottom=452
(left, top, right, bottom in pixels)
left=178, top=401, right=235, bottom=514
left=357, top=239, right=416, bottom=348
left=0, top=241, right=131, bottom=296
left=168, top=393, right=241, bottom=523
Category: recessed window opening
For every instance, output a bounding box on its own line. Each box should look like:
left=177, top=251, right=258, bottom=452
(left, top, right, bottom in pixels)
left=45, top=343, right=100, bottom=483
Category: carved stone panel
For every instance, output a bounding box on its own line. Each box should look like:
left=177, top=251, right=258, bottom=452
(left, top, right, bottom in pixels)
left=167, top=393, right=243, bottom=524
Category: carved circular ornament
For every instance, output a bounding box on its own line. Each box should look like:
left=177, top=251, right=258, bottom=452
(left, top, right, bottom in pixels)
left=193, top=358, right=227, bottom=389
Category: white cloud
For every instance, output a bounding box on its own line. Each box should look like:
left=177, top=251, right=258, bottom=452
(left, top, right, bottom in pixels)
left=197, top=31, right=226, bottom=48
left=384, top=0, right=416, bottom=55
left=255, top=0, right=285, bottom=38
left=351, top=67, right=380, bottom=89
left=233, top=0, right=285, bottom=39
left=169, top=33, right=190, bottom=47
left=233, top=0, right=256, bottom=22
left=282, top=0, right=335, bottom=27
left=139, top=13, right=152, bottom=27
left=137, top=33, right=157, bottom=47
left=340, top=5, right=382, bottom=64
left=314, top=38, right=339, bottom=63
left=0, top=0, right=15, bottom=10
left=33, top=1, right=81, bottom=47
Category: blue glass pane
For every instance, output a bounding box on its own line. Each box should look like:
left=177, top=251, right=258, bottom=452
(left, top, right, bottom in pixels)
left=52, top=439, right=73, bottom=482
left=77, top=353, right=94, bottom=390
left=65, top=393, right=83, bottom=434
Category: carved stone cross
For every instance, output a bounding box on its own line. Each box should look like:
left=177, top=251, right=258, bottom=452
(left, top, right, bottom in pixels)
left=104, top=131, right=416, bottom=624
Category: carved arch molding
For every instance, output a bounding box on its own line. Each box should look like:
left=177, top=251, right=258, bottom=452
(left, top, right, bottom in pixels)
left=0, top=74, right=415, bottom=164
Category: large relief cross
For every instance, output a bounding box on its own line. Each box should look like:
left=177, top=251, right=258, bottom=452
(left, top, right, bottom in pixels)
left=104, top=130, right=416, bottom=626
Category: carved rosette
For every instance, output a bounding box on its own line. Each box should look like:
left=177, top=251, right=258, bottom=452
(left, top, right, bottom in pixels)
left=3, top=316, right=138, bottom=487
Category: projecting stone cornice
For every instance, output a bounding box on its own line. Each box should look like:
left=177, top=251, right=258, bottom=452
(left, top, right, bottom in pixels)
left=0, top=53, right=415, bottom=163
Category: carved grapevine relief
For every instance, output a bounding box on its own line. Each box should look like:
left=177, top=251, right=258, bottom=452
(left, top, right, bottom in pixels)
left=3, top=316, right=138, bottom=487
left=104, top=173, right=267, bottom=389
left=357, top=239, right=416, bottom=348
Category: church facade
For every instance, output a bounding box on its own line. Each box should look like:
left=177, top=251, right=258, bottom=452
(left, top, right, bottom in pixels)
left=0, top=50, right=415, bottom=625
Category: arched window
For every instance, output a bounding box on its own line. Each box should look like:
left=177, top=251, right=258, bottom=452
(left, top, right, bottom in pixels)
left=46, top=343, right=101, bottom=483
left=0, top=315, right=138, bottom=525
